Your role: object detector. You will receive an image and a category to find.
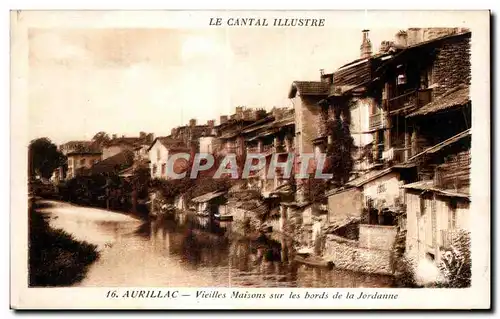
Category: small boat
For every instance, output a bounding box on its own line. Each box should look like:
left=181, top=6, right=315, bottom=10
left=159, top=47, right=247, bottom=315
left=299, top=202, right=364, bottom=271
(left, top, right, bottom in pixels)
left=214, top=213, right=233, bottom=221
left=294, top=255, right=334, bottom=270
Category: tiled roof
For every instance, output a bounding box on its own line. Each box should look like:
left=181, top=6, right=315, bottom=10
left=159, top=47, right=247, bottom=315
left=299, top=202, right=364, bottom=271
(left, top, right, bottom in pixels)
left=91, top=150, right=134, bottom=174
left=62, top=141, right=101, bottom=155
left=148, top=137, right=186, bottom=151
left=346, top=168, right=393, bottom=188
left=191, top=191, right=226, bottom=203
left=402, top=180, right=470, bottom=199
left=377, top=31, right=471, bottom=74
left=288, top=81, right=330, bottom=99
left=408, top=84, right=470, bottom=118
left=105, top=137, right=149, bottom=147
left=408, top=129, right=471, bottom=162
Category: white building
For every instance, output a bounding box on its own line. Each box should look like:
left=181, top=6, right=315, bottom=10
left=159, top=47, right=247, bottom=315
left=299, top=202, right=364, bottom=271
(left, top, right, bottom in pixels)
left=147, top=137, right=189, bottom=179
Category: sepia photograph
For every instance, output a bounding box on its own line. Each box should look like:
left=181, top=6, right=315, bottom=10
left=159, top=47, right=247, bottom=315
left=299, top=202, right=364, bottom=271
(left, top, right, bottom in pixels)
left=10, top=10, right=490, bottom=310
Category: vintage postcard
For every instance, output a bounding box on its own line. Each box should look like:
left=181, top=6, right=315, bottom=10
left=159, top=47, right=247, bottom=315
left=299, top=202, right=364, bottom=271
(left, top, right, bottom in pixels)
left=10, top=10, right=490, bottom=310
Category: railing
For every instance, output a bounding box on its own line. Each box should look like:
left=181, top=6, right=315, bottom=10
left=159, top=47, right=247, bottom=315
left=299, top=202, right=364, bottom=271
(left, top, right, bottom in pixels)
left=246, top=145, right=261, bottom=153
left=369, top=113, right=385, bottom=131
left=382, top=147, right=407, bottom=164
left=434, top=150, right=471, bottom=190
left=387, top=88, right=432, bottom=114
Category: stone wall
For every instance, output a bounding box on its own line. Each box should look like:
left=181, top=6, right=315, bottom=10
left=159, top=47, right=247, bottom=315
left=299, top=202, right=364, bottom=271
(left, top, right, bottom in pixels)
left=431, top=34, right=471, bottom=98
left=327, top=188, right=363, bottom=221
left=324, top=234, right=393, bottom=275
left=359, top=224, right=397, bottom=251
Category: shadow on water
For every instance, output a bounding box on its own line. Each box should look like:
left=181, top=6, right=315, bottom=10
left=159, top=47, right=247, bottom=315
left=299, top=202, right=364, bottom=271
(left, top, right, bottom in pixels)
left=34, top=201, right=397, bottom=288
left=130, top=212, right=305, bottom=287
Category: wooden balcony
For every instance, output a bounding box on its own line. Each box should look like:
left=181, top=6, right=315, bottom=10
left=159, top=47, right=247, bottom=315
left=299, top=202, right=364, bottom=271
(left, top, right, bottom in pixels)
left=382, top=147, right=407, bottom=164
left=246, top=145, right=261, bottom=153
left=387, top=88, right=432, bottom=114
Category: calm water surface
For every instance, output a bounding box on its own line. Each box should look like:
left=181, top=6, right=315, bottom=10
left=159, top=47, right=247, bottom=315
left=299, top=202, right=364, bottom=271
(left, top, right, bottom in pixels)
left=40, top=201, right=395, bottom=288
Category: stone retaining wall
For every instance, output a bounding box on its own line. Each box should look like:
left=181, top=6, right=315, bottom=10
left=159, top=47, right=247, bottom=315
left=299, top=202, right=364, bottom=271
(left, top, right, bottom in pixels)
left=324, top=234, right=394, bottom=275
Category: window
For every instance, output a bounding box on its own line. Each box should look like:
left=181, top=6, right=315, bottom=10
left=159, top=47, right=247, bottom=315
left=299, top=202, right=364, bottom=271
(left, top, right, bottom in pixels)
left=80, top=158, right=86, bottom=166
left=68, top=158, right=73, bottom=166
left=157, top=149, right=161, bottom=161
left=152, top=164, right=157, bottom=175
left=161, top=163, right=166, bottom=176
left=419, top=197, right=427, bottom=216
left=448, top=200, right=457, bottom=229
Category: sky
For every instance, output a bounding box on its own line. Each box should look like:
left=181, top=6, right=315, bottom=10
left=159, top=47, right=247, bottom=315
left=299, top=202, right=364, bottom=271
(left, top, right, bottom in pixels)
left=28, top=27, right=400, bottom=145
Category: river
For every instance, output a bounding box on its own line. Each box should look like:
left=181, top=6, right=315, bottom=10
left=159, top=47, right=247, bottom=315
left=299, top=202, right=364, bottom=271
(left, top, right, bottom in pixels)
left=38, top=201, right=395, bottom=288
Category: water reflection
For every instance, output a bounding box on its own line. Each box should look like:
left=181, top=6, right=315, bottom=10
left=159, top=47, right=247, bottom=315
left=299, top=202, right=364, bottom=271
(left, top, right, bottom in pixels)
left=44, top=202, right=395, bottom=288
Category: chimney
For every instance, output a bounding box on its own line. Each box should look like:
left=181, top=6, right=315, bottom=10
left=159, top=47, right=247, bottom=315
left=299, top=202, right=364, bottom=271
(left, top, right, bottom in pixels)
left=220, top=115, right=228, bottom=124
left=360, top=29, right=372, bottom=59
left=379, top=41, right=388, bottom=53
left=272, top=107, right=284, bottom=120
left=243, top=109, right=252, bottom=120
left=189, top=119, right=197, bottom=127
left=407, top=28, right=422, bottom=46
left=395, top=30, right=408, bottom=48
left=207, top=120, right=215, bottom=128
left=235, top=106, right=244, bottom=120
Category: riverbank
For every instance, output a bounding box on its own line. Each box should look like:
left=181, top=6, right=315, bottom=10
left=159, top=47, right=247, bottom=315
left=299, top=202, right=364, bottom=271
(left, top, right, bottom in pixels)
left=29, top=200, right=100, bottom=287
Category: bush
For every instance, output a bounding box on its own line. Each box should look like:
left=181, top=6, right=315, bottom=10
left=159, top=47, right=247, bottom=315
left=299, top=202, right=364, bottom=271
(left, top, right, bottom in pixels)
left=436, top=230, right=471, bottom=288
left=29, top=205, right=99, bottom=286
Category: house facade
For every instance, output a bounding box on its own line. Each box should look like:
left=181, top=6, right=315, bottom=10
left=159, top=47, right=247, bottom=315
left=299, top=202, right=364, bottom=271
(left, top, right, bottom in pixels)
left=59, top=141, right=102, bottom=180
left=148, top=137, right=189, bottom=179
left=102, top=133, right=154, bottom=160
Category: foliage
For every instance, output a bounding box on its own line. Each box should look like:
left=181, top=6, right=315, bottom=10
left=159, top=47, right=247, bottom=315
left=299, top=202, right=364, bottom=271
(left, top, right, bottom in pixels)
left=436, top=230, right=471, bottom=288
left=390, top=229, right=419, bottom=287
left=29, top=202, right=99, bottom=286
left=394, top=256, right=419, bottom=288
left=130, top=166, right=151, bottom=198
left=92, top=131, right=111, bottom=148
left=324, top=100, right=355, bottom=186
left=302, top=177, right=328, bottom=203
left=150, top=178, right=194, bottom=202
left=28, top=138, right=65, bottom=178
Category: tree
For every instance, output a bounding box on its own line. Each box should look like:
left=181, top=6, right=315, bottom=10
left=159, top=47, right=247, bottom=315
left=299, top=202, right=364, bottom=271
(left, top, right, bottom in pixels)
left=92, top=131, right=111, bottom=147
left=28, top=138, right=65, bottom=179
left=325, top=99, right=355, bottom=186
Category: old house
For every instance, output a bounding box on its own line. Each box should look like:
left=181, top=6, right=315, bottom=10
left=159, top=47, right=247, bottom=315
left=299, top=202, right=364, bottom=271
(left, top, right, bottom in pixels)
left=59, top=141, right=102, bottom=180
left=90, top=149, right=135, bottom=176
left=288, top=78, right=331, bottom=155
left=317, top=30, right=397, bottom=177
left=365, top=28, right=472, bottom=269
left=147, top=137, right=190, bottom=179
left=191, top=191, right=228, bottom=218
left=102, top=133, right=153, bottom=160
left=371, top=29, right=470, bottom=166
left=241, top=107, right=295, bottom=194
left=214, top=107, right=265, bottom=157
left=170, top=119, right=215, bottom=153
